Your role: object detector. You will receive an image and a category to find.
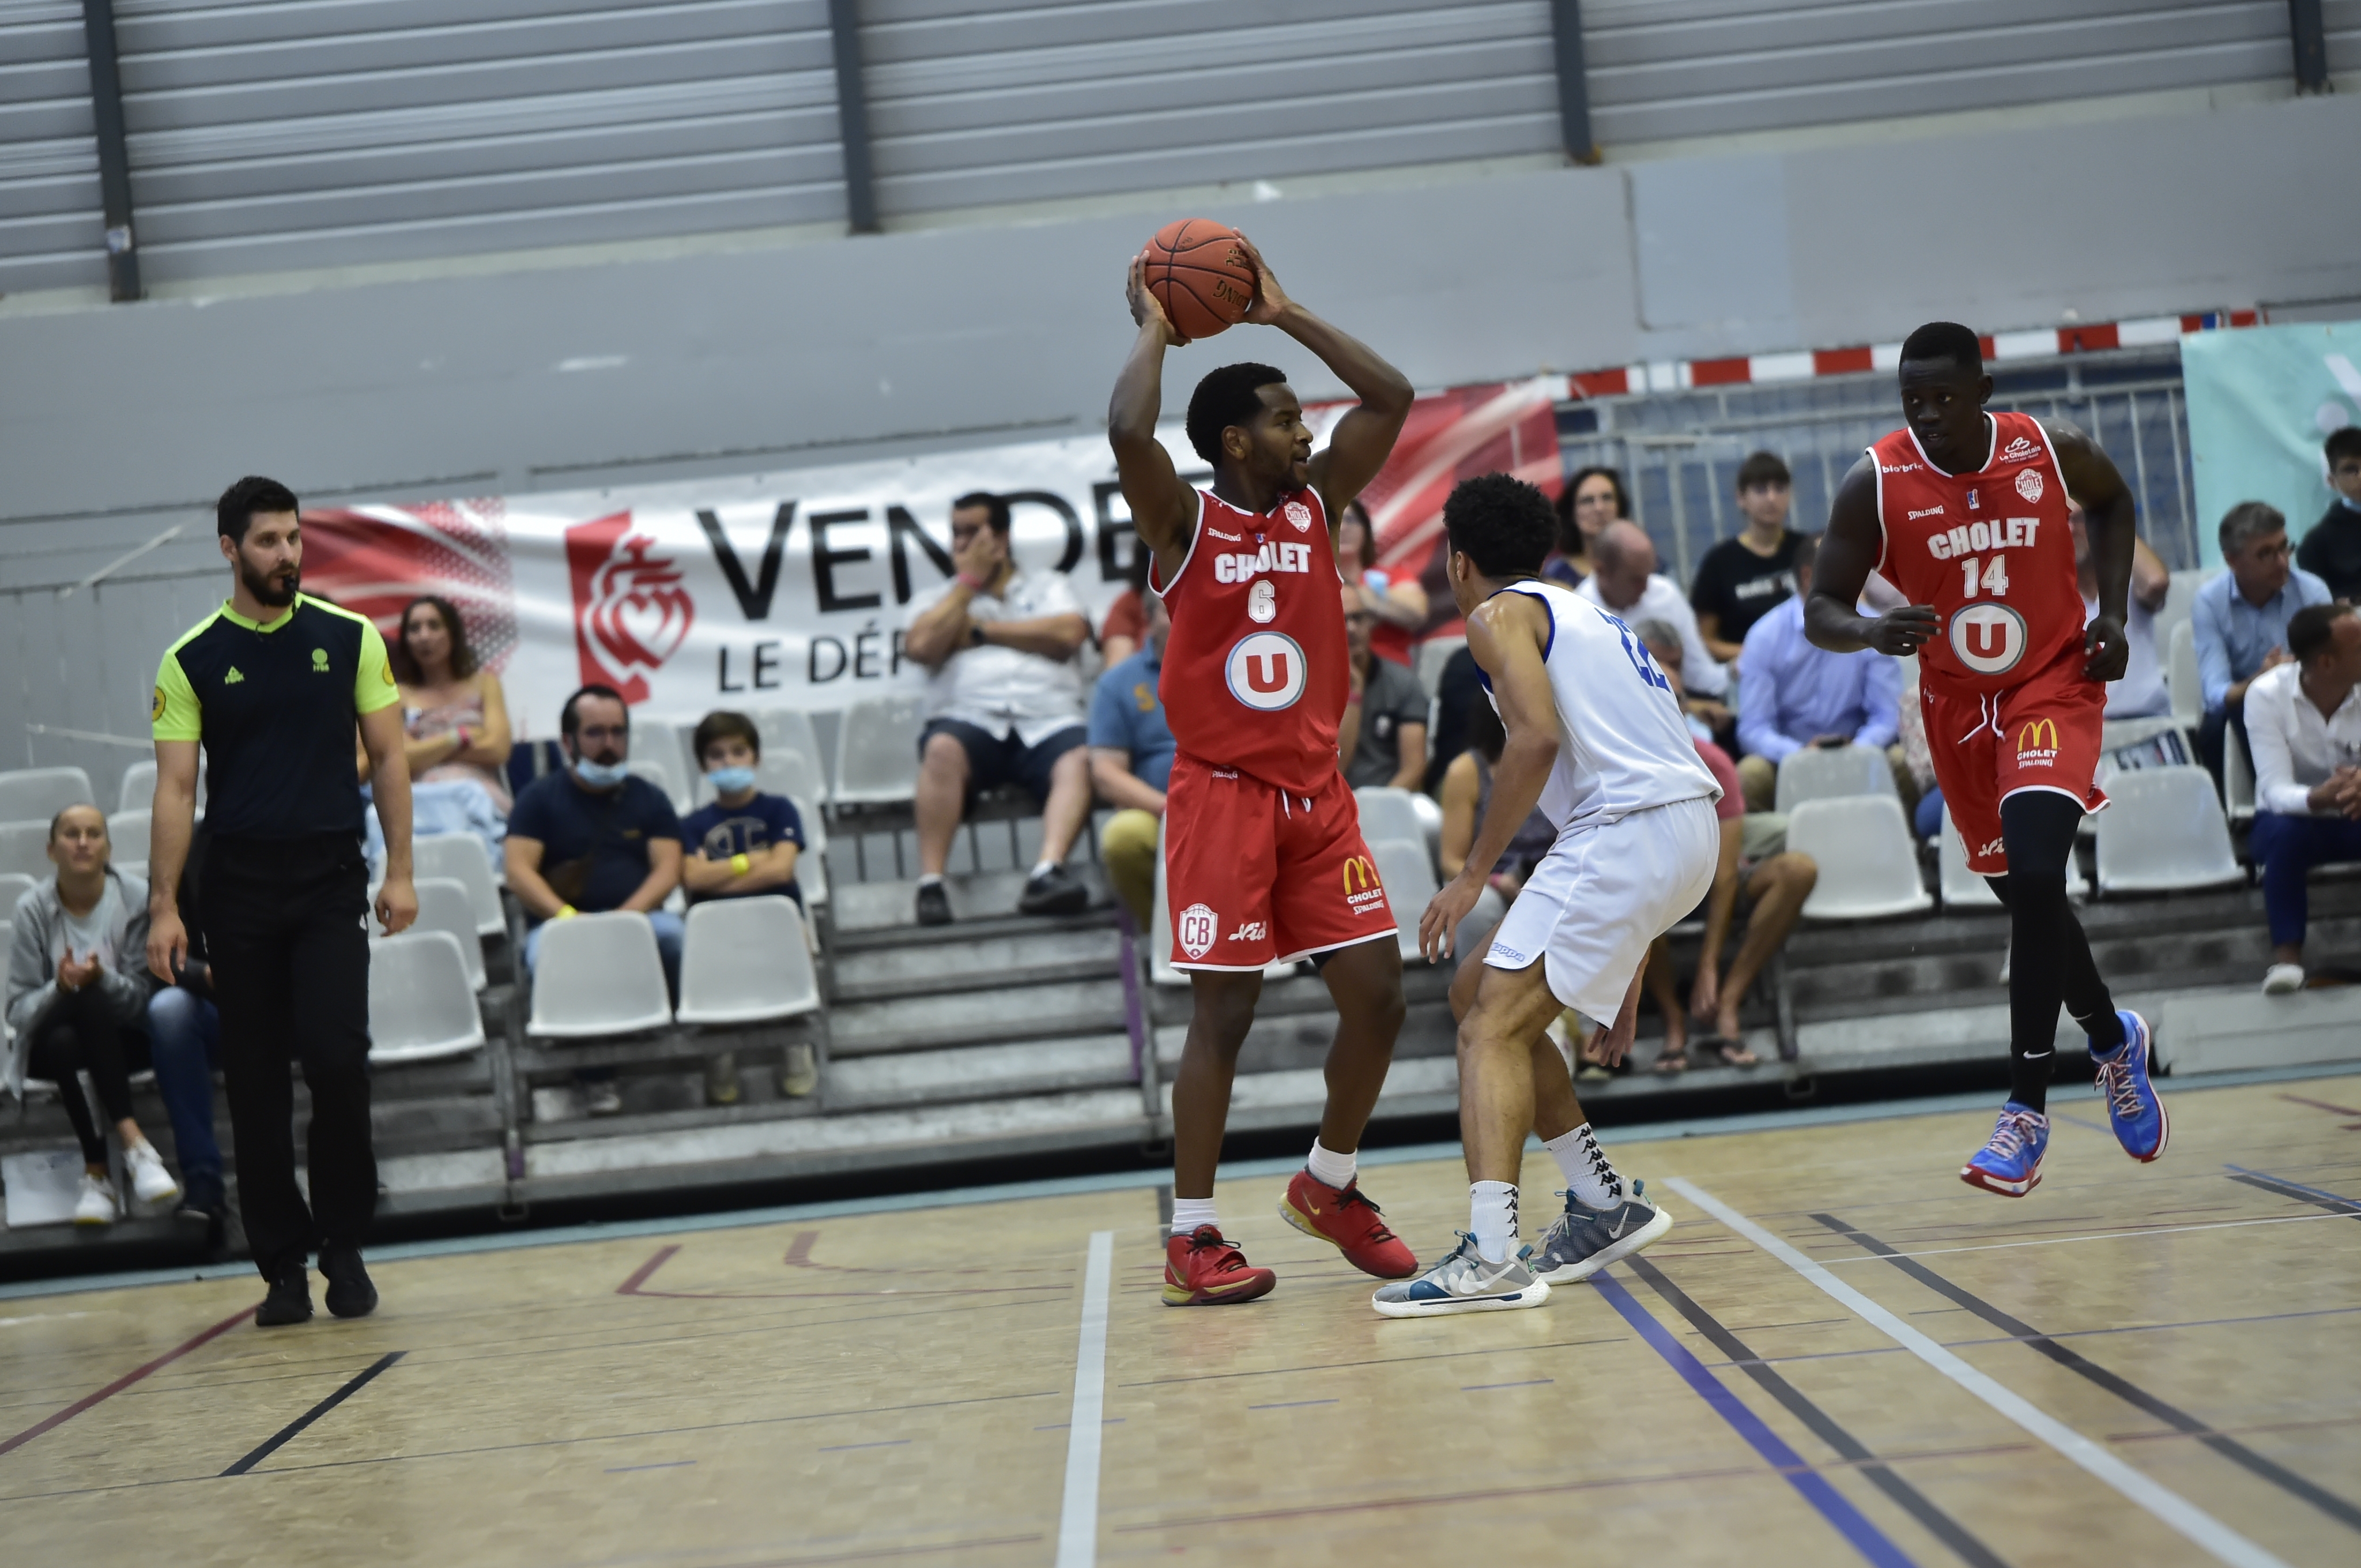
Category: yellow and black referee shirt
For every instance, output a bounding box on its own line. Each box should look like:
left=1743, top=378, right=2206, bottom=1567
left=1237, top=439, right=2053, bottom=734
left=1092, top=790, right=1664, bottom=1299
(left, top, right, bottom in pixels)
left=152, top=594, right=401, bottom=839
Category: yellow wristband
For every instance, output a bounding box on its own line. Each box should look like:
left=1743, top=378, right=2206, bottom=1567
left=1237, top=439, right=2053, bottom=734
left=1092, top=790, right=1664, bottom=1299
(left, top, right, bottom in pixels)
left=556, top=904, right=578, bottom=919
left=730, top=853, right=752, bottom=877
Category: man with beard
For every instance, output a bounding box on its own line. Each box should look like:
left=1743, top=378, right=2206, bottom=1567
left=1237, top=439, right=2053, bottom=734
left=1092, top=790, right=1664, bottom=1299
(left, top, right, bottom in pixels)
left=148, top=476, right=417, bottom=1326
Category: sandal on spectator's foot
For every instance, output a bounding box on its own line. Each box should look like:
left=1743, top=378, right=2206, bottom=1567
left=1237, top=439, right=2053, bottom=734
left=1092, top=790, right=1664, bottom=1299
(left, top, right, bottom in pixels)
left=1650, top=1048, right=1690, bottom=1075
left=1701, top=1036, right=1760, bottom=1068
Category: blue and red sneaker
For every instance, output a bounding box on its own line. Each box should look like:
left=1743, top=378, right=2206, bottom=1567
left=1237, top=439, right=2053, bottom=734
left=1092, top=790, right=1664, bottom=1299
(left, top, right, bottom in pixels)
left=1961, top=1102, right=2050, bottom=1197
left=2092, top=1009, right=2167, bottom=1162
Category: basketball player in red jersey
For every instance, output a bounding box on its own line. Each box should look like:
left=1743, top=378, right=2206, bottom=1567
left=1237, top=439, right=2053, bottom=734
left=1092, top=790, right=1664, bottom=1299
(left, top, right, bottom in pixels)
left=1109, top=234, right=1421, bottom=1305
left=1809, top=322, right=2166, bottom=1196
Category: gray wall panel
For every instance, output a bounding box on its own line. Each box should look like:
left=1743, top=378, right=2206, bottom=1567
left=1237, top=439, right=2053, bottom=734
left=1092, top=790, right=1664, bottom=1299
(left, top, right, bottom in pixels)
left=2329, top=0, right=2361, bottom=70
left=0, top=1, right=103, bottom=293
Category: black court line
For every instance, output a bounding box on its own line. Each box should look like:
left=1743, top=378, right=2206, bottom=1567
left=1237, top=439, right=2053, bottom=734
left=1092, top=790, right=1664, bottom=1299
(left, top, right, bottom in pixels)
left=221, top=1352, right=406, bottom=1476
left=1623, top=1257, right=2009, bottom=1568
left=2224, top=1166, right=2361, bottom=1216
left=1813, top=1212, right=2361, bottom=1535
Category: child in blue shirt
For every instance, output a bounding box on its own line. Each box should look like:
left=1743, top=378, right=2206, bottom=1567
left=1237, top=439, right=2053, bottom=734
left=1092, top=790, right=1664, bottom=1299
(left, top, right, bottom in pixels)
left=678, top=711, right=806, bottom=909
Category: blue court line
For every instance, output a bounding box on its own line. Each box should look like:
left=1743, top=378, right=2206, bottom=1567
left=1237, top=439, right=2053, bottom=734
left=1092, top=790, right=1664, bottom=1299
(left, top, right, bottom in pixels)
left=1462, top=1379, right=1554, bottom=1390
left=1590, top=1270, right=1920, bottom=1568
left=5, top=1061, right=2353, bottom=1305
left=1247, top=1399, right=1338, bottom=1410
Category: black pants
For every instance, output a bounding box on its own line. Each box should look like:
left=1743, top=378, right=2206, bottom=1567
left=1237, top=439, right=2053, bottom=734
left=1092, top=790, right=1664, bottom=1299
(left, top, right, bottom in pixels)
left=27, top=986, right=148, bottom=1166
left=202, top=833, right=376, bottom=1280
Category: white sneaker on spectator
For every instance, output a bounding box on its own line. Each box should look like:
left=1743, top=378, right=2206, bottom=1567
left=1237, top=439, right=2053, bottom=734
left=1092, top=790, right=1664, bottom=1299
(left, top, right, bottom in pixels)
left=126, top=1141, right=180, bottom=1205
left=2261, top=963, right=2306, bottom=996
left=73, top=1173, right=119, bottom=1226
left=584, top=1080, right=624, bottom=1116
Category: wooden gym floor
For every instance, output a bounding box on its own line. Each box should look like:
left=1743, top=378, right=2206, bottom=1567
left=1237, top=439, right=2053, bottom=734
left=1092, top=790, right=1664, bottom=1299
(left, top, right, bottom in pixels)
left=2, top=1072, right=2358, bottom=1568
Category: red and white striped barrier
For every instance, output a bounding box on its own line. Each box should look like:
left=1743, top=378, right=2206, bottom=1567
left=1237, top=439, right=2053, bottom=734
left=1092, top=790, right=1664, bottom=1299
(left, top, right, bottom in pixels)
left=1562, top=311, right=2260, bottom=399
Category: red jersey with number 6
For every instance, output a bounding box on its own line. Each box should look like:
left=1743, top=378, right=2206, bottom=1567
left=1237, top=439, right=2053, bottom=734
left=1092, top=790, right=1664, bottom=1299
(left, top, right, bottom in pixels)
left=1871, top=410, right=2082, bottom=697
left=1149, top=486, right=1348, bottom=796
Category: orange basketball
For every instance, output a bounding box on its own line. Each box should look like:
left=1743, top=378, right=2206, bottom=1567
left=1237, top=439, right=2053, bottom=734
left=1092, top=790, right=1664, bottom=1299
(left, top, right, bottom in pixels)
left=1144, top=218, right=1255, bottom=342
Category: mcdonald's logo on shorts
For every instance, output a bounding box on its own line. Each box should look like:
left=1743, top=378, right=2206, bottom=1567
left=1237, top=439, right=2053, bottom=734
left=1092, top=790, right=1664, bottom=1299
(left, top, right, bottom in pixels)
left=2016, top=717, right=2058, bottom=767
left=1341, top=854, right=1387, bottom=910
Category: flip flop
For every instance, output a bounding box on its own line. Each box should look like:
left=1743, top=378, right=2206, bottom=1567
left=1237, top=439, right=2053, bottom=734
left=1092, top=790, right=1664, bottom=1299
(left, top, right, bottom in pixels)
left=1696, top=1035, right=1760, bottom=1068
left=1650, top=1047, right=1690, bottom=1075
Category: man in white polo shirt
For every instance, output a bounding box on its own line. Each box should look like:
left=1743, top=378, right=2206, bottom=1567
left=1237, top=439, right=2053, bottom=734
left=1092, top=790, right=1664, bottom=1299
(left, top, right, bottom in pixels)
left=2246, top=602, right=2361, bottom=995
left=903, top=491, right=1095, bottom=925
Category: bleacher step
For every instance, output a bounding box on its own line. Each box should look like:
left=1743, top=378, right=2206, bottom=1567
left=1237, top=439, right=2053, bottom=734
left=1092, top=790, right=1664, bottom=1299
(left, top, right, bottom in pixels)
left=829, top=927, right=1123, bottom=1001
left=825, top=1033, right=1140, bottom=1111
left=828, top=977, right=1129, bottom=1056
left=828, top=867, right=1115, bottom=934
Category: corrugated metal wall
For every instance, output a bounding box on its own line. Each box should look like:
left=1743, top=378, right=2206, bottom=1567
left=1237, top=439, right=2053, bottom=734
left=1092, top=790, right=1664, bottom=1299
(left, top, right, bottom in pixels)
left=111, top=0, right=846, bottom=281
left=857, top=0, right=1562, bottom=218
left=0, top=2, right=104, bottom=296
left=1584, top=0, right=2299, bottom=144
left=2329, top=0, right=2361, bottom=73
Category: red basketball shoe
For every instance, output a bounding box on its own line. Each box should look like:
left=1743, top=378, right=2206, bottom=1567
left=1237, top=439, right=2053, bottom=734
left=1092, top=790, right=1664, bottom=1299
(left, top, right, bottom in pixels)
left=1162, top=1226, right=1277, bottom=1307
left=1280, top=1170, right=1418, bottom=1279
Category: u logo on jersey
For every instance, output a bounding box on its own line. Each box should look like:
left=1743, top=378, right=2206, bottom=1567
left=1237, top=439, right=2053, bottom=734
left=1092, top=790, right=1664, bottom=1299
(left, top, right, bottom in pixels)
left=1224, top=632, right=1307, bottom=711
left=1949, top=602, right=2027, bottom=675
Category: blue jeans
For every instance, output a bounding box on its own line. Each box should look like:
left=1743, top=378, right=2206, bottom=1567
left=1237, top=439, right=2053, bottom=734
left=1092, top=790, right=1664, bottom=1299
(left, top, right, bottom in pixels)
left=147, top=986, right=222, bottom=1190
left=2249, top=811, right=2361, bottom=949
left=1914, top=785, right=1946, bottom=841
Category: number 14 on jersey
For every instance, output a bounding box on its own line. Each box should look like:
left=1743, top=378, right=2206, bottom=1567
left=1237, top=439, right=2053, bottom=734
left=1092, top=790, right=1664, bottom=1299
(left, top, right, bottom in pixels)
left=1960, top=555, right=2009, bottom=598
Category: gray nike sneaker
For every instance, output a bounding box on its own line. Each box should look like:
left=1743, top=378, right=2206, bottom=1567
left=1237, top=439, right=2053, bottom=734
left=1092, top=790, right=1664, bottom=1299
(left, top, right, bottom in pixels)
left=1530, top=1179, right=1673, bottom=1284
left=1371, top=1232, right=1551, bottom=1318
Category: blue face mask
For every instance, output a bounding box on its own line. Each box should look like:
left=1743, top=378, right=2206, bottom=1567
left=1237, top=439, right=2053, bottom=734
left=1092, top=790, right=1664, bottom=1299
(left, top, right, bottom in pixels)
left=706, top=766, right=757, bottom=794
left=572, top=756, right=629, bottom=788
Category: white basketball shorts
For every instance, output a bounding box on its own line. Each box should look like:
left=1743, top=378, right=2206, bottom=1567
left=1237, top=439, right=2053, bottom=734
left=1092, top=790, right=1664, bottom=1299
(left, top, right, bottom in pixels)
left=1485, top=796, right=1719, bottom=1020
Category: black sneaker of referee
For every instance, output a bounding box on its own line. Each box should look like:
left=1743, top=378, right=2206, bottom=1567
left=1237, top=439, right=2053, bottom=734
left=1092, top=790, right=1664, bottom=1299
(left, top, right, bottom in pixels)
left=321, top=1246, right=379, bottom=1319
left=256, top=1263, right=313, bottom=1327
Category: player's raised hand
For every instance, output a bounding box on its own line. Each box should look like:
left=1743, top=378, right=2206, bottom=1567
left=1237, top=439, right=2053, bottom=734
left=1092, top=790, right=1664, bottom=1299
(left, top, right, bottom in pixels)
left=1231, top=232, right=1295, bottom=326
left=1420, top=875, right=1481, bottom=965
left=2082, top=612, right=2130, bottom=682
left=1863, top=605, right=1938, bottom=657
left=1126, top=249, right=1183, bottom=345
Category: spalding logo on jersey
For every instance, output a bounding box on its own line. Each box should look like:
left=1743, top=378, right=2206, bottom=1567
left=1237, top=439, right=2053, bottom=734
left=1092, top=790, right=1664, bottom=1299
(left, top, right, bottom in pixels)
left=1248, top=580, right=1277, bottom=623
left=1950, top=602, right=2028, bottom=675
left=1284, top=500, right=1312, bottom=532
left=1225, top=631, right=1307, bottom=710
left=2016, top=468, right=2045, bottom=503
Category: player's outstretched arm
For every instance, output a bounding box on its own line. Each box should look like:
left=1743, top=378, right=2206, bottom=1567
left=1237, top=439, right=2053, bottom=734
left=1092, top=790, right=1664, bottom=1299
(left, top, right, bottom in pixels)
left=1108, top=251, right=1196, bottom=581
left=2045, top=418, right=2136, bottom=682
left=1419, top=594, right=1558, bottom=962
left=1805, top=457, right=1936, bottom=658
left=1231, top=235, right=1413, bottom=522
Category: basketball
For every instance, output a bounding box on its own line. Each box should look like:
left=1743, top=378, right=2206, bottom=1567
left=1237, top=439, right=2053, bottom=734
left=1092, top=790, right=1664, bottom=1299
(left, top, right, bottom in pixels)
left=1145, top=218, right=1256, bottom=341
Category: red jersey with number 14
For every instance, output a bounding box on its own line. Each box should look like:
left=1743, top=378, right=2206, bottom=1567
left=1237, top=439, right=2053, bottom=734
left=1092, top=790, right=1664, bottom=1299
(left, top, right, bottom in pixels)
left=1871, top=410, right=2082, bottom=697
left=1149, top=486, right=1347, bottom=796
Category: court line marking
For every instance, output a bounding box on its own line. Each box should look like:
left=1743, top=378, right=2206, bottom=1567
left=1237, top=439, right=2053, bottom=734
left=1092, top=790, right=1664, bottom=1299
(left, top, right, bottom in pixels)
left=0, top=1302, right=254, bottom=1457
left=1625, top=1256, right=2009, bottom=1568
left=1668, top=1178, right=2295, bottom=1568
left=1054, top=1230, right=1113, bottom=1568
left=1117, top=1335, right=1622, bottom=1387
left=1813, top=1212, right=2361, bottom=1536
left=221, top=1351, right=406, bottom=1477
left=1589, top=1268, right=1921, bottom=1568
left=2222, top=1164, right=2361, bottom=1214
left=1816, top=1208, right=2355, bottom=1261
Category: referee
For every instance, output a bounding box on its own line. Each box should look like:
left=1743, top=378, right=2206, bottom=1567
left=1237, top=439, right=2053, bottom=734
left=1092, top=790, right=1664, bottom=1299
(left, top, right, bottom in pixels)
left=146, top=476, right=417, bottom=1327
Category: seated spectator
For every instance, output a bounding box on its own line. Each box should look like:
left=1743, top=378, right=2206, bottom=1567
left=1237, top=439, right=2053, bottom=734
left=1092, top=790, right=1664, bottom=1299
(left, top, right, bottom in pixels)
left=1089, top=595, right=1175, bottom=932
left=1437, top=696, right=1557, bottom=963
left=2194, top=502, right=2331, bottom=786
left=1576, top=521, right=1730, bottom=698
left=3, top=806, right=179, bottom=1226
left=1338, top=500, right=1428, bottom=666
left=1099, top=546, right=1150, bottom=668
left=1691, top=451, right=1804, bottom=667
left=1342, top=586, right=1429, bottom=789
left=904, top=491, right=1093, bottom=926
left=2245, top=603, right=2361, bottom=995
left=391, top=594, right=514, bottom=813
left=2295, top=426, right=2361, bottom=604
left=679, top=710, right=815, bottom=1104
left=1423, top=642, right=1485, bottom=795
left=1632, top=618, right=1733, bottom=741
left=1543, top=465, right=1627, bottom=586
left=148, top=826, right=226, bottom=1244
left=2073, top=505, right=2171, bottom=719
left=1733, top=534, right=1903, bottom=813
left=504, top=685, right=684, bottom=1117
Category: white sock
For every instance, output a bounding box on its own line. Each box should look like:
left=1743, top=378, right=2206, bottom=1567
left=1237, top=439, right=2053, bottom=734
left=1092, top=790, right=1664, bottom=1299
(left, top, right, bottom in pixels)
left=1170, top=1197, right=1219, bottom=1238
left=1470, top=1181, right=1519, bottom=1264
left=1304, top=1138, right=1356, bottom=1189
left=918, top=873, right=943, bottom=888
left=1030, top=859, right=1057, bottom=879
left=1544, top=1123, right=1626, bottom=1209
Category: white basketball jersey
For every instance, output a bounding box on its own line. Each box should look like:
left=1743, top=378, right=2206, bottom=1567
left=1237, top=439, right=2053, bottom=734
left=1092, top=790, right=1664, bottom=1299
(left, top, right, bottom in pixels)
left=1486, top=581, right=1721, bottom=832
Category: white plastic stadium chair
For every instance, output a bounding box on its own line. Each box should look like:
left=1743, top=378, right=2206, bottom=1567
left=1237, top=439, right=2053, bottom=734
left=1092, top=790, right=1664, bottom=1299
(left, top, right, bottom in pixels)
left=754, top=709, right=828, bottom=802
left=117, top=760, right=157, bottom=815
left=0, top=822, right=51, bottom=880
left=1366, top=837, right=1439, bottom=962
left=1353, top=787, right=1427, bottom=855
left=2095, top=766, right=2243, bottom=895
left=527, top=911, right=673, bottom=1038
left=831, top=692, right=928, bottom=806
left=628, top=719, right=693, bottom=809
left=0, top=767, right=94, bottom=824
left=789, top=794, right=828, bottom=909
left=626, top=759, right=676, bottom=803
left=2224, top=721, right=2256, bottom=826
left=1413, top=635, right=1466, bottom=698
left=676, top=896, right=820, bottom=1024
left=367, top=930, right=486, bottom=1062
left=1773, top=744, right=1897, bottom=813
left=414, top=833, right=506, bottom=936
left=1937, top=809, right=2002, bottom=909
left=1787, top=796, right=1932, bottom=920
left=411, top=877, right=487, bottom=991
left=0, top=872, right=37, bottom=915
left=2167, top=619, right=2200, bottom=723
left=105, top=810, right=151, bottom=867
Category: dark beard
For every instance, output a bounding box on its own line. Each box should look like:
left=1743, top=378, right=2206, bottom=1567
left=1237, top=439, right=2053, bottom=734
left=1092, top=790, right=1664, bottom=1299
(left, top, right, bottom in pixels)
left=240, top=556, right=298, bottom=608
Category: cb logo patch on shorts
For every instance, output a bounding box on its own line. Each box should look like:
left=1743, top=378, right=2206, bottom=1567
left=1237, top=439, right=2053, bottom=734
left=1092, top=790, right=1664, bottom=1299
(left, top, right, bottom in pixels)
left=1177, top=902, right=1218, bottom=960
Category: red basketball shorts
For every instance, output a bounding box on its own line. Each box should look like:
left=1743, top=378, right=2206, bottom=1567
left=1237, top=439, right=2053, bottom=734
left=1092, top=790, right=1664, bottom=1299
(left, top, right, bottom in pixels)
left=1924, top=647, right=2108, bottom=876
left=1161, top=751, right=1396, bottom=969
